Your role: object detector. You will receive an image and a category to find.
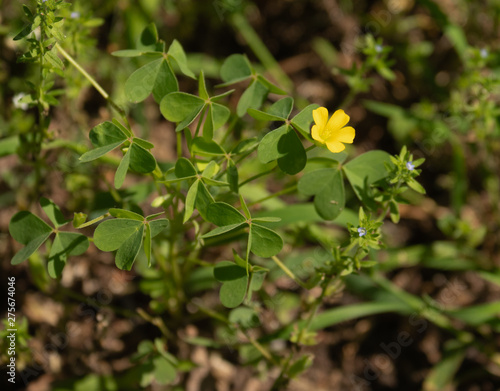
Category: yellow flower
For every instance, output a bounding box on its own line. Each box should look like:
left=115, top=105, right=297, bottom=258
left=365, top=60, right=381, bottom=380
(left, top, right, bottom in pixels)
left=311, top=107, right=355, bottom=153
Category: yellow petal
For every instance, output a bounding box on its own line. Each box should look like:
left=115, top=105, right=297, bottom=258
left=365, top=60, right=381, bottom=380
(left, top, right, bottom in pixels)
left=325, top=140, right=346, bottom=153
left=325, top=109, right=350, bottom=134
left=311, top=124, right=324, bottom=143
left=312, top=107, right=329, bottom=131
left=334, top=126, right=355, bottom=144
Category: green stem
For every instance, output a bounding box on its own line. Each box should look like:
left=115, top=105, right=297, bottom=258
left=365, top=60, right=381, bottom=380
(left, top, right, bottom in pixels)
left=230, top=12, right=292, bottom=91
left=239, top=167, right=276, bottom=187
left=176, top=132, right=183, bottom=159
left=271, top=256, right=307, bottom=289
left=247, top=184, right=297, bottom=207
left=55, top=43, right=127, bottom=121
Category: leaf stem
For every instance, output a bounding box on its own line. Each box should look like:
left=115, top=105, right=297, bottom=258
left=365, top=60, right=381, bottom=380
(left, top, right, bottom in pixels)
left=55, top=43, right=127, bottom=121
left=271, top=256, right=307, bottom=289
left=239, top=166, right=276, bottom=187
left=247, top=184, right=297, bottom=207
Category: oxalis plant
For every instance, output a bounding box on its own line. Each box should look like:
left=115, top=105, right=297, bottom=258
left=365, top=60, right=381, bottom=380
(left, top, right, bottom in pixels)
left=9, top=1, right=425, bottom=389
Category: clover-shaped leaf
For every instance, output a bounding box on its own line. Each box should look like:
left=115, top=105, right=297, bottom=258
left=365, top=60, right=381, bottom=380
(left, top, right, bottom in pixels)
left=118, top=38, right=194, bottom=104
left=79, top=121, right=157, bottom=189
left=298, top=166, right=345, bottom=221
left=214, top=261, right=249, bottom=308
left=251, top=98, right=312, bottom=175
left=219, top=54, right=286, bottom=117
left=202, top=200, right=283, bottom=260
left=9, top=198, right=89, bottom=278
left=162, top=158, right=220, bottom=222
left=93, top=211, right=169, bottom=270
left=160, top=71, right=231, bottom=136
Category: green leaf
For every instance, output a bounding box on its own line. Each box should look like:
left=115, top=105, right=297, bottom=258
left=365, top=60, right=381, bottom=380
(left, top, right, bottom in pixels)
left=14, top=23, right=33, bottom=41
left=288, top=354, right=314, bottom=379
left=195, top=181, right=215, bottom=221
left=214, top=261, right=247, bottom=281
left=210, top=103, right=231, bottom=132
left=112, top=49, right=150, bottom=57
left=268, top=97, right=294, bottom=119
left=227, top=160, right=239, bottom=193
left=290, top=104, right=320, bottom=140
left=258, top=125, right=306, bottom=175
left=88, top=121, right=128, bottom=148
left=256, top=75, right=287, bottom=95
left=93, top=219, right=143, bottom=252
left=148, top=218, right=169, bottom=238
left=298, top=167, right=345, bottom=220
left=138, top=22, right=158, bottom=48
left=201, top=161, right=219, bottom=179
left=207, top=202, right=246, bottom=226
left=446, top=301, right=500, bottom=326
left=133, top=137, right=155, bottom=150
left=407, top=178, right=426, bottom=194
left=152, top=356, right=177, bottom=385
left=44, top=50, right=64, bottom=71
left=184, top=179, right=199, bottom=223
left=79, top=142, right=124, bottom=163
left=9, top=211, right=52, bottom=245
left=247, top=96, right=293, bottom=121
left=114, top=147, right=131, bottom=189
left=115, top=225, right=144, bottom=270
left=202, top=222, right=247, bottom=239
left=220, top=54, right=252, bottom=84
left=191, top=137, right=225, bottom=156
left=251, top=217, right=281, bottom=223
left=109, top=208, right=144, bottom=221
left=129, top=143, right=157, bottom=174
left=214, top=261, right=248, bottom=308
left=250, top=224, right=283, bottom=258
left=237, top=80, right=268, bottom=117
left=240, top=194, right=251, bottom=219
left=144, top=223, right=152, bottom=266
left=47, top=232, right=89, bottom=278
left=11, top=234, right=51, bottom=265
left=152, top=60, right=178, bottom=103
left=112, top=119, right=133, bottom=137
left=160, top=92, right=205, bottom=130
left=125, top=59, right=163, bottom=103
left=343, top=151, right=393, bottom=209
left=168, top=39, right=195, bottom=78
left=229, top=307, right=260, bottom=328
left=258, top=125, right=288, bottom=163
left=198, top=71, right=209, bottom=100
left=40, top=197, right=68, bottom=228
left=423, top=343, right=465, bottom=391
left=175, top=157, right=197, bottom=178
left=247, top=108, right=285, bottom=122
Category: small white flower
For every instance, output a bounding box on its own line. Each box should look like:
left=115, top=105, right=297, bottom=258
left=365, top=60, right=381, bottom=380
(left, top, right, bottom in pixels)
left=480, top=48, right=488, bottom=59
left=70, top=11, right=80, bottom=19
left=13, top=93, right=29, bottom=110
left=375, top=44, right=383, bottom=53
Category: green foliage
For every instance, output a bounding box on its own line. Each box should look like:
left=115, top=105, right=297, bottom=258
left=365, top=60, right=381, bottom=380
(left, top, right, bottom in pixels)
left=7, top=2, right=500, bottom=390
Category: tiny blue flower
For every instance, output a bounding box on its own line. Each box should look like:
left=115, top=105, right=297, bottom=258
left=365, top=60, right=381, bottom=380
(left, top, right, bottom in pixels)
left=480, top=48, right=488, bottom=59
left=406, top=161, right=415, bottom=171
left=357, top=227, right=367, bottom=237
left=70, top=11, right=80, bottom=19
left=375, top=44, right=383, bottom=53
